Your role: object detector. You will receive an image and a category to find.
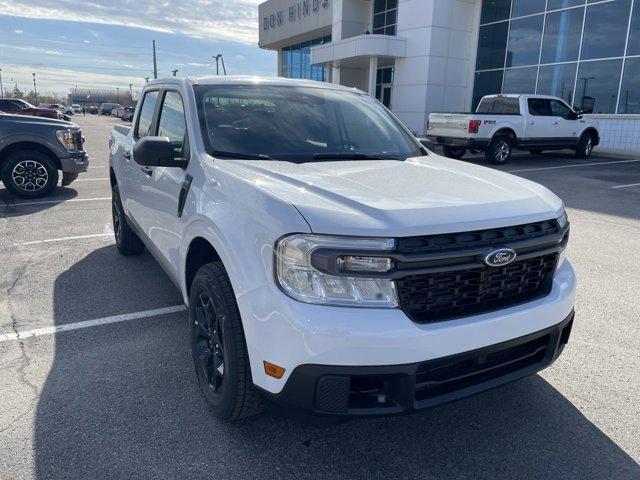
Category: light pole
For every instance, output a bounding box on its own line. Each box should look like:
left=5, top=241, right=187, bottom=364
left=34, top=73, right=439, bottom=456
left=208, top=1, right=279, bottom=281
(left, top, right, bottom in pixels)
left=129, top=83, right=133, bottom=102
left=116, top=87, right=120, bottom=103
left=213, top=54, right=222, bottom=75
left=32, top=73, right=37, bottom=104
left=0, top=68, right=4, bottom=97
left=172, top=69, right=178, bottom=77
left=144, top=77, right=150, bottom=83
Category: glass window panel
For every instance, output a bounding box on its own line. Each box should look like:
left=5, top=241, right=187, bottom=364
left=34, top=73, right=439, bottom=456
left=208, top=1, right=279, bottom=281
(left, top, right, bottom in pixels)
left=386, top=0, right=398, bottom=9
left=385, top=25, right=396, bottom=35
left=506, top=15, right=544, bottom=67
left=157, top=92, right=186, bottom=149
left=537, top=63, right=577, bottom=104
left=528, top=98, right=551, bottom=115
left=472, top=70, right=504, bottom=109
left=386, top=9, right=397, bottom=26
left=547, top=0, right=584, bottom=9
left=618, top=58, right=640, bottom=114
left=575, top=59, right=623, bottom=113
left=481, top=0, right=511, bottom=24
left=382, top=87, right=392, bottom=108
left=550, top=99, right=575, bottom=118
left=503, top=66, right=538, bottom=93
left=541, top=7, right=583, bottom=63
left=512, top=0, right=546, bottom=18
left=136, top=91, right=159, bottom=138
left=581, top=0, right=632, bottom=60
left=628, top=1, right=640, bottom=55
left=373, top=12, right=385, bottom=29
left=476, top=22, right=509, bottom=70
left=374, top=0, right=385, bottom=14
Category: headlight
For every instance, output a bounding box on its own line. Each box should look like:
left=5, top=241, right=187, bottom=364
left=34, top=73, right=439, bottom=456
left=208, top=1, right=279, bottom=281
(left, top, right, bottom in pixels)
left=56, top=130, right=78, bottom=151
left=556, top=208, right=569, bottom=270
left=275, top=234, right=398, bottom=308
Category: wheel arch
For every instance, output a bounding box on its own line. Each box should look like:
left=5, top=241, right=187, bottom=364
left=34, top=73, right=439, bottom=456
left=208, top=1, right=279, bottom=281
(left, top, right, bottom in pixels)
left=184, top=236, right=223, bottom=299
left=582, top=127, right=599, bottom=145
left=491, top=128, right=518, bottom=145
left=0, top=141, right=62, bottom=170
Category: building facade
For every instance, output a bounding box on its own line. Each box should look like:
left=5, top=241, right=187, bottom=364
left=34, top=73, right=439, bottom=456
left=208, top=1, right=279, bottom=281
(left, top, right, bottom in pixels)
left=259, top=0, right=640, bottom=154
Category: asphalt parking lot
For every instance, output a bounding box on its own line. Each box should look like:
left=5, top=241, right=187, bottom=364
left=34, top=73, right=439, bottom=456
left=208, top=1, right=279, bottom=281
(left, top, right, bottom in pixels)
left=1, top=114, right=639, bottom=479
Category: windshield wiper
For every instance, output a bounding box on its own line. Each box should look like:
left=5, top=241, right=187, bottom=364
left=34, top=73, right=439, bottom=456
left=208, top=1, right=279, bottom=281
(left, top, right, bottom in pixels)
left=211, top=150, right=271, bottom=160
left=311, top=153, right=401, bottom=161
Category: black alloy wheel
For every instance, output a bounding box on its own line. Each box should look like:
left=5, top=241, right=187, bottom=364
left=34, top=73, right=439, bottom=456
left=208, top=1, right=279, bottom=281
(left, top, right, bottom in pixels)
left=192, top=293, right=226, bottom=395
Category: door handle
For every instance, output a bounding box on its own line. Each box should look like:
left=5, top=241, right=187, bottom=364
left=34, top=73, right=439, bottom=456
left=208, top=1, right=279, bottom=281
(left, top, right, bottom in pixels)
left=528, top=121, right=535, bottom=125
left=123, top=150, right=132, bottom=160
left=552, top=121, right=559, bottom=125
left=140, top=166, right=153, bottom=176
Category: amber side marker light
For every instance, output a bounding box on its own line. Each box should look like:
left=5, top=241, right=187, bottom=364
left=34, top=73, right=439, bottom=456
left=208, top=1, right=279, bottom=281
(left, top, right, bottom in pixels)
left=263, top=361, right=286, bottom=379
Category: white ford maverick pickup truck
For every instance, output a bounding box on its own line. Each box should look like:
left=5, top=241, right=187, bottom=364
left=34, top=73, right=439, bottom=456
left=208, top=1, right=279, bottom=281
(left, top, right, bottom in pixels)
left=109, top=77, right=575, bottom=420
left=427, top=94, right=599, bottom=164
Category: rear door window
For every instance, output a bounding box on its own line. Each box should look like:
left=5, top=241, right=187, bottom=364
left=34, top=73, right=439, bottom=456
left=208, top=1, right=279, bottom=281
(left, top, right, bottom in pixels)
left=477, top=97, right=520, bottom=114
left=135, top=91, right=159, bottom=138
left=528, top=98, right=550, bottom=116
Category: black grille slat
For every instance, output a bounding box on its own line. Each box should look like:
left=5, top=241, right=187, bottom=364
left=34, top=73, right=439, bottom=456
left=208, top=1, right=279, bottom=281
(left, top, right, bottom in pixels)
left=397, top=220, right=560, bottom=254
left=414, top=334, right=551, bottom=401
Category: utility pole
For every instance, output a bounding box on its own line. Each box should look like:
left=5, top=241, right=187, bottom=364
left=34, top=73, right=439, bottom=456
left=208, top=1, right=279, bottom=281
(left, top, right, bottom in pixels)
left=32, top=73, right=37, bottom=104
left=152, top=40, right=158, bottom=80
left=0, top=68, right=3, bottom=97
left=220, top=56, right=227, bottom=75
left=129, top=83, right=133, bottom=102
left=116, top=87, right=120, bottom=103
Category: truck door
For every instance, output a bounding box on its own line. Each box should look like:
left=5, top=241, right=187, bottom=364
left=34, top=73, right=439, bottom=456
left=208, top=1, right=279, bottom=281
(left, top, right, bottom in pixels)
left=549, top=99, right=581, bottom=147
left=524, top=98, right=555, bottom=148
left=131, top=89, right=189, bottom=278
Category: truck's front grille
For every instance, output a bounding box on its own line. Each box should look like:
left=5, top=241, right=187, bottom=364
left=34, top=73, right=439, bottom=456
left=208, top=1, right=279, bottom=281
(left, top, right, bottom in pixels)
left=397, top=253, right=558, bottom=323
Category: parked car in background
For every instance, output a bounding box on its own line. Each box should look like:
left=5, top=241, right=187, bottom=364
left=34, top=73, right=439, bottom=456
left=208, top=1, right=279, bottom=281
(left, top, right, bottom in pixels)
left=121, top=106, right=135, bottom=122
left=426, top=94, right=599, bottom=164
left=0, top=99, right=62, bottom=120
left=88, top=106, right=99, bottom=115
left=42, top=103, right=74, bottom=116
left=72, top=104, right=82, bottom=113
left=0, top=112, right=88, bottom=198
left=111, top=107, right=126, bottom=118
left=100, top=103, right=122, bottom=116
left=109, top=77, right=574, bottom=421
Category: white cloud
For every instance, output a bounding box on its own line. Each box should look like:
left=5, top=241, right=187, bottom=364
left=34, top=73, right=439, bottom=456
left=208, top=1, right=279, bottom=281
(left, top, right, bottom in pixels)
left=0, top=0, right=262, bottom=45
left=234, top=54, right=246, bottom=61
left=14, top=29, right=24, bottom=34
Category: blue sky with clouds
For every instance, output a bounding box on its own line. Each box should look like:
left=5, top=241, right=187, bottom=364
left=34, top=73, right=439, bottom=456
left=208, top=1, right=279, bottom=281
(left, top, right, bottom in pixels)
left=0, top=0, right=276, bottom=96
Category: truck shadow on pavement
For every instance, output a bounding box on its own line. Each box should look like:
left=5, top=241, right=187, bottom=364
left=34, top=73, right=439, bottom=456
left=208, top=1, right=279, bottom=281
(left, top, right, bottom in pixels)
left=0, top=186, right=79, bottom=218
left=34, top=245, right=640, bottom=479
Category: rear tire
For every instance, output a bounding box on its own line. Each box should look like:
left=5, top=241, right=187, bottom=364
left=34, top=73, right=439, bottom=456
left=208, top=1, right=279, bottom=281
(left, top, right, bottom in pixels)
left=528, top=149, right=542, bottom=155
left=189, top=262, right=264, bottom=421
left=485, top=135, right=513, bottom=165
left=442, top=145, right=467, bottom=160
left=575, top=133, right=594, bottom=159
left=111, top=183, right=145, bottom=255
left=0, top=150, right=58, bottom=199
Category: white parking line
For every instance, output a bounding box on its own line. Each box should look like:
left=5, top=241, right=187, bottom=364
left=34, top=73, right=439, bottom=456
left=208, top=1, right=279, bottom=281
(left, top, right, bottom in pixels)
left=507, top=159, right=640, bottom=173
left=15, top=233, right=112, bottom=246
left=0, top=197, right=110, bottom=208
left=610, top=182, right=640, bottom=189
left=72, top=177, right=109, bottom=182
left=0, top=305, right=187, bottom=342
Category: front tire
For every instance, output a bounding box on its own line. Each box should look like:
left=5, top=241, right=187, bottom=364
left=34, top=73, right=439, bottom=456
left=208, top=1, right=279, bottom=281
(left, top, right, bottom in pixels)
left=575, top=133, right=594, bottom=159
left=189, top=263, right=263, bottom=421
left=111, top=183, right=145, bottom=255
left=485, top=135, right=513, bottom=165
left=0, top=150, right=58, bottom=198
left=442, top=145, right=467, bottom=160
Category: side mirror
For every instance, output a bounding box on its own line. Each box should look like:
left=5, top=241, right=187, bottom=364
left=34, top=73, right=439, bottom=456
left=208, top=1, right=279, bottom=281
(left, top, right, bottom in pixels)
left=574, top=109, right=583, bottom=119
left=133, top=136, right=188, bottom=168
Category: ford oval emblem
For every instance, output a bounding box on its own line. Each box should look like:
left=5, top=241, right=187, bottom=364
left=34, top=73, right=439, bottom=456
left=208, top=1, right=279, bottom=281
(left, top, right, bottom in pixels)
left=484, top=248, right=517, bottom=267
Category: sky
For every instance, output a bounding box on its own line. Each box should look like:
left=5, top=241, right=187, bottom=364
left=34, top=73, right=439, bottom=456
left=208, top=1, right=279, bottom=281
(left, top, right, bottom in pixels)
left=0, top=0, right=276, bottom=97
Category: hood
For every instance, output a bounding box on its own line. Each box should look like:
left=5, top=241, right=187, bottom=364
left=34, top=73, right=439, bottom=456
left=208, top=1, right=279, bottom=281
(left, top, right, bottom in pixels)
left=0, top=113, right=76, bottom=128
left=220, top=155, right=563, bottom=237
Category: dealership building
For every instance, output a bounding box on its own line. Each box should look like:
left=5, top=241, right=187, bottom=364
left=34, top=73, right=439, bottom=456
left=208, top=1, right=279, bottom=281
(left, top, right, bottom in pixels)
left=258, top=0, right=640, bottom=154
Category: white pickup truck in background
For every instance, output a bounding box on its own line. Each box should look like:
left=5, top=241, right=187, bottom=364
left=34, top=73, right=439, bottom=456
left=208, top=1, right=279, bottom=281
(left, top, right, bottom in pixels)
left=426, top=94, right=599, bottom=164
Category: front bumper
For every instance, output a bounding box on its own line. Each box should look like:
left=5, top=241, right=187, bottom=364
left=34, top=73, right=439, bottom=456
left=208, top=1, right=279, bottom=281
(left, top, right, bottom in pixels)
left=262, top=310, right=574, bottom=417
left=59, top=152, right=89, bottom=173
left=426, top=135, right=489, bottom=150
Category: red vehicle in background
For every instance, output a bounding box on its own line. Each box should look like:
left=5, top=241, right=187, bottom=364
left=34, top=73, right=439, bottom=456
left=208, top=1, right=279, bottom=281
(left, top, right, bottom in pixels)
left=0, top=99, right=62, bottom=120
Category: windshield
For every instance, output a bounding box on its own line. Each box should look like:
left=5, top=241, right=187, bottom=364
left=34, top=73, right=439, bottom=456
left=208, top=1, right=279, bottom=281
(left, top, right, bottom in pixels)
left=194, top=84, right=423, bottom=163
